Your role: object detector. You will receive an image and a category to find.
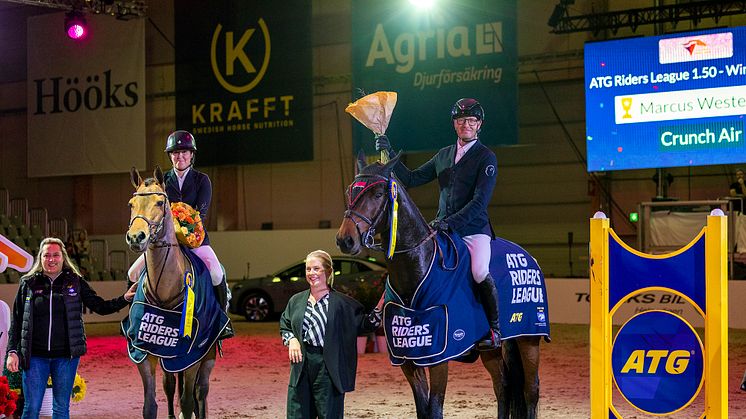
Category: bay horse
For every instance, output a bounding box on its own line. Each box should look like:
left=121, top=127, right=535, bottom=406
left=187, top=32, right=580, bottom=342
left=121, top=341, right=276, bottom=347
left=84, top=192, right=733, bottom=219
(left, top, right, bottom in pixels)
left=126, top=167, right=216, bottom=419
left=336, top=155, right=544, bottom=419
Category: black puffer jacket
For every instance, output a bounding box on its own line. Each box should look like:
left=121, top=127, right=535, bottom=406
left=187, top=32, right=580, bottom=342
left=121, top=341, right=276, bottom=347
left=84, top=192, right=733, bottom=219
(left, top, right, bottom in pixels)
left=7, top=268, right=128, bottom=369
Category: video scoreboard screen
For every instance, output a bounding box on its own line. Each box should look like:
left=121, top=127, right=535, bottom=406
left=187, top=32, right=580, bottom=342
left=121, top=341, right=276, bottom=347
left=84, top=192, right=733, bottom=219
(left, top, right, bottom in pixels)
left=584, top=27, right=746, bottom=172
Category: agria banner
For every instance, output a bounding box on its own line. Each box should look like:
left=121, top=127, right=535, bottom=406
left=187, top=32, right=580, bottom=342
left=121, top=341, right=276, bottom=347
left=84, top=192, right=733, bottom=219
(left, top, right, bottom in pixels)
left=175, top=0, right=312, bottom=165
left=351, top=0, right=517, bottom=154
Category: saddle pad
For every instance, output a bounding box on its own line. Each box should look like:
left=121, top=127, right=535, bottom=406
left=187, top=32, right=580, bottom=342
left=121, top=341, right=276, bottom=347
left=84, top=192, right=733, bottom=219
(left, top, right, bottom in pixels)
left=490, top=237, right=551, bottom=340
left=384, top=232, right=488, bottom=366
left=121, top=247, right=229, bottom=372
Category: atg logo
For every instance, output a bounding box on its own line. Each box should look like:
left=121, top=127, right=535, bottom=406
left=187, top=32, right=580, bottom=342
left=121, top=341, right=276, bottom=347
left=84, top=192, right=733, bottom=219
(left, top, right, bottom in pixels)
left=611, top=310, right=703, bottom=415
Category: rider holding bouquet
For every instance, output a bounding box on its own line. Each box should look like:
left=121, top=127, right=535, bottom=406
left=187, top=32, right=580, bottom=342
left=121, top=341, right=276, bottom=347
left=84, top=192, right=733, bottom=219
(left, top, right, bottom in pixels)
left=127, top=130, right=232, bottom=338
left=375, top=98, right=501, bottom=349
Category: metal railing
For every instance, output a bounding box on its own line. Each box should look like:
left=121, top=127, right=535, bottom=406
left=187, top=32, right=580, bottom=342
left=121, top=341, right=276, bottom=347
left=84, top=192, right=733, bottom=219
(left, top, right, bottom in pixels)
left=49, top=217, right=69, bottom=241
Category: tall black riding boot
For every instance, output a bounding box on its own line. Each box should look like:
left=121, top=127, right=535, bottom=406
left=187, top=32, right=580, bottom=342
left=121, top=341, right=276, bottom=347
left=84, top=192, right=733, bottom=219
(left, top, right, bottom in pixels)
left=475, top=274, right=502, bottom=350
left=214, top=279, right=235, bottom=340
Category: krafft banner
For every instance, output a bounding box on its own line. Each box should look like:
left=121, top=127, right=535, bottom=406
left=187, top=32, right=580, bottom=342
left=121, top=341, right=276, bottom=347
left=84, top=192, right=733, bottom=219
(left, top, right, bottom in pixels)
left=174, top=0, right=312, bottom=165
left=351, top=0, right=517, bottom=154
left=27, top=13, right=146, bottom=177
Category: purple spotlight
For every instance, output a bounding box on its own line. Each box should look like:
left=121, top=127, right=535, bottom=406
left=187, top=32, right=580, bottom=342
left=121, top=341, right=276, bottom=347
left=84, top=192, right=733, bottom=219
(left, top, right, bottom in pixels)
left=64, top=11, right=87, bottom=40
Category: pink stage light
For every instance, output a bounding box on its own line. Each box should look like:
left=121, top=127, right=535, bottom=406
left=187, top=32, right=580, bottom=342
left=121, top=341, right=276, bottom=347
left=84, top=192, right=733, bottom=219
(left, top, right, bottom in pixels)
left=64, top=11, right=87, bottom=40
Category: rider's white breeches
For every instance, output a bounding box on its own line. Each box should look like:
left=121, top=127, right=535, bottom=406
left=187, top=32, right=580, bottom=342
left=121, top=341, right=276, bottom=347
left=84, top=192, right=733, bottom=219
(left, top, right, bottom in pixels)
left=127, top=244, right=224, bottom=286
left=462, top=233, right=491, bottom=283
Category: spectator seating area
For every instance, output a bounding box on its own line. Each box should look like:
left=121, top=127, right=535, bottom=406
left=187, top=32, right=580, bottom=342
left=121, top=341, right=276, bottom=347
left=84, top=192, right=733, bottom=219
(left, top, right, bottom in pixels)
left=0, top=188, right=126, bottom=283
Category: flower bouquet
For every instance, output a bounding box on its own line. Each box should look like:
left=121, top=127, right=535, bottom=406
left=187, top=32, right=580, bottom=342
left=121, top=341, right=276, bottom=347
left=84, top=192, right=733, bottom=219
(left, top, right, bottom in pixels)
left=0, top=376, right=19, bottom=418
left=71, top=374, right=86, bottom=403
left=171, top=202, right=205, bottom=248
left=46, top=373, right=86, bottom=402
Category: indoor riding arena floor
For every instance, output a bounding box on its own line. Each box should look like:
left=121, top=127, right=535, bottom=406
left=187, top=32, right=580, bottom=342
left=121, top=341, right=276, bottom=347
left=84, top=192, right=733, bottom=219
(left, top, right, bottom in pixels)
left=67, top=320, right=746, bottom=418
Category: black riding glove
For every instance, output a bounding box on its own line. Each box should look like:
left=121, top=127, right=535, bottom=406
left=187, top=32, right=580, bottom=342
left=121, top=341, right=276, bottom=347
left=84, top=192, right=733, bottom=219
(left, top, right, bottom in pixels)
left=429, top=219, right=449, bottom=232
left=375, top=135, right=395, bottom=157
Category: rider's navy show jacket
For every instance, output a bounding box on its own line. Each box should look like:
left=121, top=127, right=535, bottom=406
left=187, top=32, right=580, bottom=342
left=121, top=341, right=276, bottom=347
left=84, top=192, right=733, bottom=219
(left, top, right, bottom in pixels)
left=392, top=140, right=497, bottom=238
left=164, top=167, right=212, bottom=245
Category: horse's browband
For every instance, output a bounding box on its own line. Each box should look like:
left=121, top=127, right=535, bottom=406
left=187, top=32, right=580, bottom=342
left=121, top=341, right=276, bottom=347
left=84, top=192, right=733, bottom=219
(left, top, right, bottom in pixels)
left=132, top=191, right=168, bottom=197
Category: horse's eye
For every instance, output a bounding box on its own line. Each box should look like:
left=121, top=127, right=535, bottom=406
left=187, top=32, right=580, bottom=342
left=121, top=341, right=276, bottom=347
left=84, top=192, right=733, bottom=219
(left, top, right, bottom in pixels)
left=374, top=191, right=384, bottom=199
left=156, top=201, right=165, bottom=207
left=128, top=202, right=133, bottom=208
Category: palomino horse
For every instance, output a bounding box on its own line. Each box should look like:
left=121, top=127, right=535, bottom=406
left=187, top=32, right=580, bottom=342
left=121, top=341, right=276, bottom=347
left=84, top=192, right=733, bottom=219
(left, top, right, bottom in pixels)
left=126, top=167, right=216, bottom=419
left=336, top=155, right=544, bottom=419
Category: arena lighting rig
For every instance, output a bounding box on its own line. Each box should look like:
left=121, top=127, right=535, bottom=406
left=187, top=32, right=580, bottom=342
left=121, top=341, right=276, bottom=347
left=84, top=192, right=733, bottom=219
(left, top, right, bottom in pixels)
left=1, top=0, right=146, bottom=20
left=548, top=0, right=746, bottom=36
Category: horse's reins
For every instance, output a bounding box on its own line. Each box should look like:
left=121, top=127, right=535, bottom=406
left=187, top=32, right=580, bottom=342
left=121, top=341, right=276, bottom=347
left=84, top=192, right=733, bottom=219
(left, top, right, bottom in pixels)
left=129, top=190, right=182, bottom=307
left=344, top=174, right=437, bottom=255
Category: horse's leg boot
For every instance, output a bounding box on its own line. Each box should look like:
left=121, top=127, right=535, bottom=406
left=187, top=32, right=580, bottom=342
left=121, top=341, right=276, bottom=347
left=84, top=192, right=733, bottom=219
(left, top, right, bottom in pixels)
left=476, top=275, right=502, bottom=350
left=214, top=279, right=235, bottom=340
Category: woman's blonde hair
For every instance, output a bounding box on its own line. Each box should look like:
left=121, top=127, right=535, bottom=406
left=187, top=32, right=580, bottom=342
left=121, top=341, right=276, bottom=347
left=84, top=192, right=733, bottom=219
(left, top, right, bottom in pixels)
left=27, top=237, right=82, bottom=277
left=305, top=250, right=334, bottom=286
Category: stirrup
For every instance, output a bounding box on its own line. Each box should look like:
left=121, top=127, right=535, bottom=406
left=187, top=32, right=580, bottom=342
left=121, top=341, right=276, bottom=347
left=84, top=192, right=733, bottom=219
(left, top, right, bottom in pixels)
left=476, top=329, right=502, bottom=351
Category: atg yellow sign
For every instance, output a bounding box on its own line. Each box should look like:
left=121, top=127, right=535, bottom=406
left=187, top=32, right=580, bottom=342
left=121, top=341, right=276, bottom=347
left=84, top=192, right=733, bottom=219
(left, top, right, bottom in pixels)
left=589, top=212, right=728, bottom=418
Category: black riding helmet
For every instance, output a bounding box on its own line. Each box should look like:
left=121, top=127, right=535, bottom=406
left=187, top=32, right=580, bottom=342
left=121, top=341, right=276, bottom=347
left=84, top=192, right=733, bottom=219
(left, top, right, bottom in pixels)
left=164, top=130, right=197, bottom=153
left=451, top=98, right=485, bottom=122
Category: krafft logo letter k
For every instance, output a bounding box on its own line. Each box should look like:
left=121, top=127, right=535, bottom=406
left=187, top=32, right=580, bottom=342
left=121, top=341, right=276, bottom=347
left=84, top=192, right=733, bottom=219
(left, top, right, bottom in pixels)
left=211, top=19, right=271, bottom=94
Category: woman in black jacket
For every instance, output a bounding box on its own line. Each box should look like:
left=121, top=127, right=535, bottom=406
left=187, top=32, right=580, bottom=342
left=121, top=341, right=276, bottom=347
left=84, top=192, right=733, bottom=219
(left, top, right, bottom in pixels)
left=5, top=237, right=136, bottom=419
left=280, top=250, right=383, bottom=418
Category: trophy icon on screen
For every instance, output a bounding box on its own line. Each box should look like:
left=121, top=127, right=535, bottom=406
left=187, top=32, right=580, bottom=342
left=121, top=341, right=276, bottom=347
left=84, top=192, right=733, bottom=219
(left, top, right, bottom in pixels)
left=621, top=97, right=633, bottom=119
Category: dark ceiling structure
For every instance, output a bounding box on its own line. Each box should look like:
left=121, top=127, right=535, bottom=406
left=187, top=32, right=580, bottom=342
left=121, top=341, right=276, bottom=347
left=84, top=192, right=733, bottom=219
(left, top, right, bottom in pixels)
left=548, top=0, right=746, bottom=35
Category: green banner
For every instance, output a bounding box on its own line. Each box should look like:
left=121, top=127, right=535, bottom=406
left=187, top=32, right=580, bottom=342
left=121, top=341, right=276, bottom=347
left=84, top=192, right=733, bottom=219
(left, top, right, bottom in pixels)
left=351, top=0, right=517, bottom=154
left=175, top=0, right=312, bottom=165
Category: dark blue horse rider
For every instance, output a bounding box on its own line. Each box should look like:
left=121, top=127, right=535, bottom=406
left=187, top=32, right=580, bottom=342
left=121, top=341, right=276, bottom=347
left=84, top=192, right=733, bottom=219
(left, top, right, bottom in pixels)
left=376, top=98, right=502, bottom=349
left=127, top=130, right=233, bottom=339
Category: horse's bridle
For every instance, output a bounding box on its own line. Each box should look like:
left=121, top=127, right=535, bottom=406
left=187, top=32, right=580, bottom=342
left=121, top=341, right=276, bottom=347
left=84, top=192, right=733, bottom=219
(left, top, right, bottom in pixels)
left=344, top=173, right=437, bottom=255
left=129, top=191, right=178, bottom=249
left=129, top=189, right=184, bottom=307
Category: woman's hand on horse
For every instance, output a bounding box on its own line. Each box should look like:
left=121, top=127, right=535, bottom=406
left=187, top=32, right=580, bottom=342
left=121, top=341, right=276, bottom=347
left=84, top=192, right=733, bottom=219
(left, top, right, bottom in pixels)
left=5, top=352, right=18, bottom=373
left=288, top=338, right=303, bottom=363
left=124, top=282, right=138, bottom=302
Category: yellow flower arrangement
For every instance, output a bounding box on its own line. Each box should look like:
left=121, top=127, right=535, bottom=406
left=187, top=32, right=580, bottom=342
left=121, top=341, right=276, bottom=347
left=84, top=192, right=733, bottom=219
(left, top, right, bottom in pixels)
left=45, top=373, right=86, bottom=402
left=171, top=202, right=205, bottom=248
left=71, top=374, right=86, bottom=403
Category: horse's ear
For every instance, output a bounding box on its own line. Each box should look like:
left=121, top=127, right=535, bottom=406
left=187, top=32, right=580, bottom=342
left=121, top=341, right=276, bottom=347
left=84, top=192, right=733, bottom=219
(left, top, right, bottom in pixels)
left=130, top=167, right=143, bottom=189
left=355, top=150, right=367, bottom=176
left=154, top=166, right=164, bottom=185
left=382, top=151, right=401, bottom=175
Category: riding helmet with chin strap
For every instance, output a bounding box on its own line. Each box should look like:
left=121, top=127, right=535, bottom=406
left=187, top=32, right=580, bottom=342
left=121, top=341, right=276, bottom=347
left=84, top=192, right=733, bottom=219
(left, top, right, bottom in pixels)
left=164, top=130, right=197, bottom=153
left=451, top=98, right=485, bottom=122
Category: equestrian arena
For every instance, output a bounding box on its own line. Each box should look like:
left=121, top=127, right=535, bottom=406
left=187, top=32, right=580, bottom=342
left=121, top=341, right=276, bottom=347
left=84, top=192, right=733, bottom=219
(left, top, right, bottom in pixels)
left=66, top=321, right=746, bottom=418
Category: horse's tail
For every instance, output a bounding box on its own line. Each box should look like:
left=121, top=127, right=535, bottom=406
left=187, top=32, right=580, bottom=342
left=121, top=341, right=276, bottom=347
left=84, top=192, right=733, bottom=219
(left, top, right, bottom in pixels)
left=503, top=339, right=527, bottom=417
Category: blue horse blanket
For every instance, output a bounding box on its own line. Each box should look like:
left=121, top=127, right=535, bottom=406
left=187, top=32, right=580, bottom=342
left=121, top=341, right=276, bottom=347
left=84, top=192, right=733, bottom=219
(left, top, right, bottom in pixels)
left=383, top=232, right=550, bottom=367
left=121, top=248, right=229, bottom=372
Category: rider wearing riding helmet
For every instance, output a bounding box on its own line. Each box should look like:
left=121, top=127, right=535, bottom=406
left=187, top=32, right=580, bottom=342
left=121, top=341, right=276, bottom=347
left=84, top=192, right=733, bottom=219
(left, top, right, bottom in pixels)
left=375, top=98, right=501, bottom=349
left=127, top=130, right=233, bottom=338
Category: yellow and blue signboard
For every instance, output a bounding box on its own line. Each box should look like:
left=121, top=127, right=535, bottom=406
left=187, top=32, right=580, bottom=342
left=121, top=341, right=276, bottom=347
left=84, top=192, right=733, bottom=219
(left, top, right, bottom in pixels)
left=589, top=212, right=728, bottom=418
